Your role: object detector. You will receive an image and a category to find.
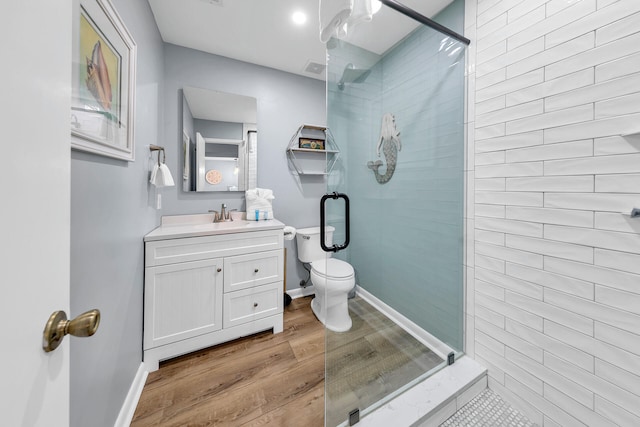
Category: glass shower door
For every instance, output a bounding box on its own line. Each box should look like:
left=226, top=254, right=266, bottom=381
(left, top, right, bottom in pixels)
left=322, top=0, right=467, bottom=425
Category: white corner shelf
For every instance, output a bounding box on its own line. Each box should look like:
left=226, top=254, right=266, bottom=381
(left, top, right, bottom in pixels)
left=286, top=124, right=340, bottom=176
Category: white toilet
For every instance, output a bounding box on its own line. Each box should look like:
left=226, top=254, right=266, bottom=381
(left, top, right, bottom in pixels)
left=296, top=226, right=354, bottom=332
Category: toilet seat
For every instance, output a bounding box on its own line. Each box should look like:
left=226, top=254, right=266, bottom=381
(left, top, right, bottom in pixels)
left=311, top=258, right=354, bottom=279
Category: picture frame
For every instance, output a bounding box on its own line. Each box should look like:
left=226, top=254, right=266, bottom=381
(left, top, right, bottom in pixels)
left=71, top=0, right=136, bottom=161
left=299, top=138, right=325, bottom=150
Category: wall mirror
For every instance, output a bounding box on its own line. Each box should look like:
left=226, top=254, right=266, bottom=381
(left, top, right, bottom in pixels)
left=182, top=86, right=257, bottom=192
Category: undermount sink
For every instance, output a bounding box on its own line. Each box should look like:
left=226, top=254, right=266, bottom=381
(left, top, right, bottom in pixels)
left=144, top=213, right=284, bottom=242
left=210, top=219, right=253, bottom=228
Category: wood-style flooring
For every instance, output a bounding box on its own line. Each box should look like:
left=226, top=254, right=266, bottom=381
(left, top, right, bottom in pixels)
left=132, top=297, right=324, bottom=427
left=325, top=297, right=443, bottom=426
left=132, top=296, right=443, bottom=427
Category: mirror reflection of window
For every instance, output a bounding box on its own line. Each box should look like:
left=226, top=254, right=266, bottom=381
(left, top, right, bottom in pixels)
left=182, top=87, right=257, bottom=192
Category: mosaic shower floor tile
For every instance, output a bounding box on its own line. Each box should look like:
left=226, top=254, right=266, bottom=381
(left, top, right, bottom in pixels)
left=440, top=388, right=538, bottom=427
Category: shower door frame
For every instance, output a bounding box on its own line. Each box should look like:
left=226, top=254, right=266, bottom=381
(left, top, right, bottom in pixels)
left=323, top=0, right=469, bottom=425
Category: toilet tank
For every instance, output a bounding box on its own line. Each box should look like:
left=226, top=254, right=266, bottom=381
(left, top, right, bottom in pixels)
left=296, top=226, right=334, bottom=263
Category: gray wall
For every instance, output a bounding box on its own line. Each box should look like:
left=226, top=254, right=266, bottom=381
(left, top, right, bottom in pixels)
left=70, top=0, right=163, bottom=425
left=71, top=8, right=326, bottom=426
left=161, top=43, right=327, bottom=291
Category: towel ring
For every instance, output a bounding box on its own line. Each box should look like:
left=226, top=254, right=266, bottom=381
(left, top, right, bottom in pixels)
left=149, top=145, right=166, bottom=166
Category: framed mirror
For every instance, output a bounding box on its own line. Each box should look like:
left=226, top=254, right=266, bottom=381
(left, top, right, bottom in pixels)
left=182, top=86, right=257, bottom=192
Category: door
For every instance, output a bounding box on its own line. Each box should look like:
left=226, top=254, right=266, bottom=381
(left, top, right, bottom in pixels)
left=0, top=0, right=72, bottom=424
left=323, top=2, right=468, bottom=424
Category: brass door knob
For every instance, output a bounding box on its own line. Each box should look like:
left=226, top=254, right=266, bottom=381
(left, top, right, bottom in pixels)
left=43, top=309, right=100, bottom=353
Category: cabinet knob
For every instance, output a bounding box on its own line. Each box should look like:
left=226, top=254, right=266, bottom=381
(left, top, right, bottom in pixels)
left=253, top=302, right=258, bottom=307
left=254, top=268, right=259, bottom=273
left=217, top=268, right=222, bottom=272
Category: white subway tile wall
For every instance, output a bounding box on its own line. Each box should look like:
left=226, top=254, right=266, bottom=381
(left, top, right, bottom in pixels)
left=465, top=0, right=640, bottom=425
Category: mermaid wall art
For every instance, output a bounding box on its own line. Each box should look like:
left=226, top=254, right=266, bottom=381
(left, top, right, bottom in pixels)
left=367, top=113, right=402, bottom=184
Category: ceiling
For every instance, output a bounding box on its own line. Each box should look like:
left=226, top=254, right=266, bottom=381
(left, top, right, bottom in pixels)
left=147, top=0, right=454, bottom=81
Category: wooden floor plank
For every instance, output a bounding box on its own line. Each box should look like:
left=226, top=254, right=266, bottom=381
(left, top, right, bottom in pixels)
left=132, top=297, right=323, bottom=427
left=240, top=381, right=324, bottom=427
left=132, top=295, right=443, bottom=426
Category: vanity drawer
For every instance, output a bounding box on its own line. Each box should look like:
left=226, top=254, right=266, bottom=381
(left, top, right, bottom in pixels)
left=224, top=282, right=283, bottom=328
left=146, top=230, right=283, bottom=267
left=223, top=249, right=284, bottom=292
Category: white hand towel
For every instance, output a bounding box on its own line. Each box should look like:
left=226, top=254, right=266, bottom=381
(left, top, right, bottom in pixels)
left=246, top=188, right=275, bottom=220
left=151, top=163, right=175, bottom=188
left=320, top=0, right=353, bottom=42
left=158, top=164, right=175, bottom=187
left=150, top=163, right=159, bottom=185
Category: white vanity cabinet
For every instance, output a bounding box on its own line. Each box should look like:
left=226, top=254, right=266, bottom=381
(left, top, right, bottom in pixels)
left=144, top=258, right=224, bottom=350
left=143, top=217, right=285, bottom=371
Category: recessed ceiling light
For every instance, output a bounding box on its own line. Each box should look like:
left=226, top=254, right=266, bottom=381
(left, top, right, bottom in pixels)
left=292, top=11, right=307, bottom=25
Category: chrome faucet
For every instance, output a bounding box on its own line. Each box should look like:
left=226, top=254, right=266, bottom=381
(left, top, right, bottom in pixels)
left=219, top=203, right=227, bottom=221
left=209, top=203, right=236, bottom=222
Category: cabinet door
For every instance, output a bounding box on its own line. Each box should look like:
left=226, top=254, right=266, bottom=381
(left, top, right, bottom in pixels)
left=144, top=258, right=223, bottom=349
left=223, top=249, right=284, bottom=292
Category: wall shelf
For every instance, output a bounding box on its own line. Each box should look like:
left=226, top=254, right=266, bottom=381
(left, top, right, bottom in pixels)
left=286, top=125, right=340, bottom=176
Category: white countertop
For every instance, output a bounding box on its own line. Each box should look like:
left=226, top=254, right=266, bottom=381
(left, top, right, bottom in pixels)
left=144, top=213, right=285, bottom=242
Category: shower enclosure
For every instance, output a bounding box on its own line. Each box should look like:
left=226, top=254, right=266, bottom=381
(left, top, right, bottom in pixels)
left=321, top=0, right=468, bottom=425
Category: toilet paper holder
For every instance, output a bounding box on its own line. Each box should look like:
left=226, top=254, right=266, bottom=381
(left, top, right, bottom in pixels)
left=283, top=226, right=297, bottom=241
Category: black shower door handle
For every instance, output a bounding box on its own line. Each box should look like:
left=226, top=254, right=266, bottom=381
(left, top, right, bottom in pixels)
left=320, top=192, right=350, bottom=253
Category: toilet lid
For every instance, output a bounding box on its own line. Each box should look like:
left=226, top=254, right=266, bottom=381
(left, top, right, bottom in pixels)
left=311, top=259, right=354, bottom=278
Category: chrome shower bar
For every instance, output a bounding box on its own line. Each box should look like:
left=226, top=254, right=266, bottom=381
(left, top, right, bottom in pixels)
left=380, top=0, right=471, bottom=46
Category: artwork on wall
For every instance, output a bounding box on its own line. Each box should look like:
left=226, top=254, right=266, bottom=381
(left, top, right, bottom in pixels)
left=71, top=0, right=136, bottom=161
left=367, top=113, right=402, bottom=184
left=299, top=138, right=325, bottom=150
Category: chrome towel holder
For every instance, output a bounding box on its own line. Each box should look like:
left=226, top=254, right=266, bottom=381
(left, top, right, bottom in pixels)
left=149, top=144, right=166, bottom=166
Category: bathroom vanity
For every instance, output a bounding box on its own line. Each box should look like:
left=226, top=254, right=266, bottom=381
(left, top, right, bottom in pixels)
left=143, top=214, right=285, bottom=371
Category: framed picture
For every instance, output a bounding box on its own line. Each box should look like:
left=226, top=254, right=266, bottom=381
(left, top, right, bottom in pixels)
left=299, top=138, right=325, bottom=150
left=71, top=0, right=136, bottom=161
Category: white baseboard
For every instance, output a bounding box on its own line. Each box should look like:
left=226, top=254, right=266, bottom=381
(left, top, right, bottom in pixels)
left=289, top=285, right=452, bottom=360
left=114, top=363, right=148, bottom=427
left=355, top=285, right=454, bottom=360
left=286, top=285, right=315, bottom=299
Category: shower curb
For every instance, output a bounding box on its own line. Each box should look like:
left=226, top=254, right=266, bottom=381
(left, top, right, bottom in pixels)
left=353, top=356, right=487, bottom=427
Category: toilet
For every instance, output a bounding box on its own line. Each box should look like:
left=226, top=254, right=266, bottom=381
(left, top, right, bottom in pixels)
left=296, top=226, right=354, bottom=332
